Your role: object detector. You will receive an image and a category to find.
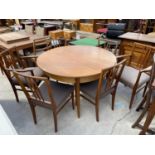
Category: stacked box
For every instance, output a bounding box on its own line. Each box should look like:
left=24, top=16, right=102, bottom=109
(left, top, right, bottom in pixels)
left=49, top=30, right=63, bottom=39
left=63, top=30, right=76, bottom=39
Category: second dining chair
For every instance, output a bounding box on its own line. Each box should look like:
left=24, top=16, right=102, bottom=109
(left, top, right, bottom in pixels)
left=80, top=59, right=126, bottom=122
left=32, top=36, right=52, bottom=56
left=13, top=71, right=75, bottom=132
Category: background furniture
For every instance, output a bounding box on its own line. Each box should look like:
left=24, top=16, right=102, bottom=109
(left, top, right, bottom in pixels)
left=139, top=19, right=155, bottom=34
left=37, top=46, right=117, bottom=118
left=25, top=25, right=34, bottom=34
left=80, top=23, right=94, bottom=32
left=0, top=104, right=17, bottom=135
left=0, top=30, right=43, bottom=50
left=106, top=23, right=126, bottom=39
left=69, top=38, right=105, bottom=47
left=0, top=27, right=11, bottom=33
left=35, top=25, right=57, bottom=36
left=32, top=36, right=52, bottom=56
left=119, top=32, right=155, bottom=67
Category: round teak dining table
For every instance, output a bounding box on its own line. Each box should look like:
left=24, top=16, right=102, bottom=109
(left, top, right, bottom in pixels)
left=37, top=45, right=117, bottom=118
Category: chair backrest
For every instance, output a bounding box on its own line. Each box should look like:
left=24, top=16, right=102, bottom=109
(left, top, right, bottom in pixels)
left=0, top=47, right=24, bottom=70
left=106, top=23, right=126, bottom=39
left=13, top=71, right=55, bottom=108
left=96, top=59, right=126, bottom=99
left=128, top=42, right=152, bottom=69
left=105, top=40, right=119, bottom=55
left=33, top=36, right=51, bottom=54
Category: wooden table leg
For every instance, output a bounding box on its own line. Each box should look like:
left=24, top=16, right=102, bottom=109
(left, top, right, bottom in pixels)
left=75, top=78, right=80, bottom=118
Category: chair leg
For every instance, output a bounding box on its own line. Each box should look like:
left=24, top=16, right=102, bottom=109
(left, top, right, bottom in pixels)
left=111, top=91, right=116, bottom=110
left=142, top=82, right=148, bottom=97
left=29, top=104, right=37, bottom=124
left=52, top=111, right=58, bottom=132
left=129, top=89, right=137, bottom=109
left=136, top=94, right=147, bottom=111
left=71, top=92, right=75, bottom=110
left=132, top=103, right=149, bottom=128
left=11, top=84, right=19, bottom=103
left=139, top=103, right=155, bottom=135
left=95, top=101, right=99, bottom=122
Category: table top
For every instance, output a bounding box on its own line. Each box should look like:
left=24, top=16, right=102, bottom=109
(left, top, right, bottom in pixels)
left=0, top=30, right=42, bottom=50
left=119, top=32, right=155, bottom=44
left=37, top=46, right=116, bottom=83
left=0, top=32, right=29, bottom=44
left=70, top=38, right=105, bottom=46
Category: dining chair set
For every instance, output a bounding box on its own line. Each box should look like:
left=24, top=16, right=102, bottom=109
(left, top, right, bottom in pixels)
left=0, top=36, right=155, bottom=133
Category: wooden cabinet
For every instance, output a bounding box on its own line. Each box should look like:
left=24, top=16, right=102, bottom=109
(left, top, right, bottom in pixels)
left=80, top=23, right=94, bottom=32
left=119, top=32, right=155, bottom=68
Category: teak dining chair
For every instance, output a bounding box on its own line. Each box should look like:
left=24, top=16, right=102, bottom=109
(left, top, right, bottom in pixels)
left=0, top=47, right=44, bottom=102
left=118, top=42, right=153, bottom=109
left=132, top=54, right=155, bottom=135
left=80, top=59, right=126, bottom=122
left=13, top=71, right=74, bottom=132
left=32, top=36, right=52, bottom=56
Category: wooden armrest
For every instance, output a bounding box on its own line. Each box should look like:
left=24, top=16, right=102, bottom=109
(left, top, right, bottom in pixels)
left=116, top=54, right=131, bottom=59
left=139, top=66, right=152, bottom=75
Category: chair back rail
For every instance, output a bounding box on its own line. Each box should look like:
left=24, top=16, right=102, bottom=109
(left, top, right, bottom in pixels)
left=13, top=71, right=56, bottom=108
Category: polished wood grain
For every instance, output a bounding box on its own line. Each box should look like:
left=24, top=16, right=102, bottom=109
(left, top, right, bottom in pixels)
left=37, top=46, right=116, bottom=81
left=37, top=46, right=116, bottom=118
left=119, top=32, right=155, bottom=68
left=0, top=32, right=29, bottom=44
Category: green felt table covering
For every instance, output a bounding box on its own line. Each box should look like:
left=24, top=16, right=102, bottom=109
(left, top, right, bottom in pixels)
left=70, top=38, right=105, bottom=46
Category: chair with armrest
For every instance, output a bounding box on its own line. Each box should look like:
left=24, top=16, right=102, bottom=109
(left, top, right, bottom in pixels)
left=13, top=71, right=74, bottom=132
left=0, top=47, right=44, bottom=102
left=132, top=54, right=155, bottom=134
left=116, top=42, right=154, bottom=109
left=80, top=59, right=126, bottom=121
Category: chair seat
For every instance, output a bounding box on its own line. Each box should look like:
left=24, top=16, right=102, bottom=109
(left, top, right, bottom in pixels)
left=80, top=80, right=107, bottom=99
left=120, top=66, right=150, bottom=88
left=39, top=81, right=74, bottom=106
left=12, top=67, right=44, bottom=86
left=97, top=28, right=108, bottom=34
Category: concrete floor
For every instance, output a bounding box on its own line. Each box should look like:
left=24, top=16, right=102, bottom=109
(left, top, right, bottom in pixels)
left=0, top=72, right=151, bottom=135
